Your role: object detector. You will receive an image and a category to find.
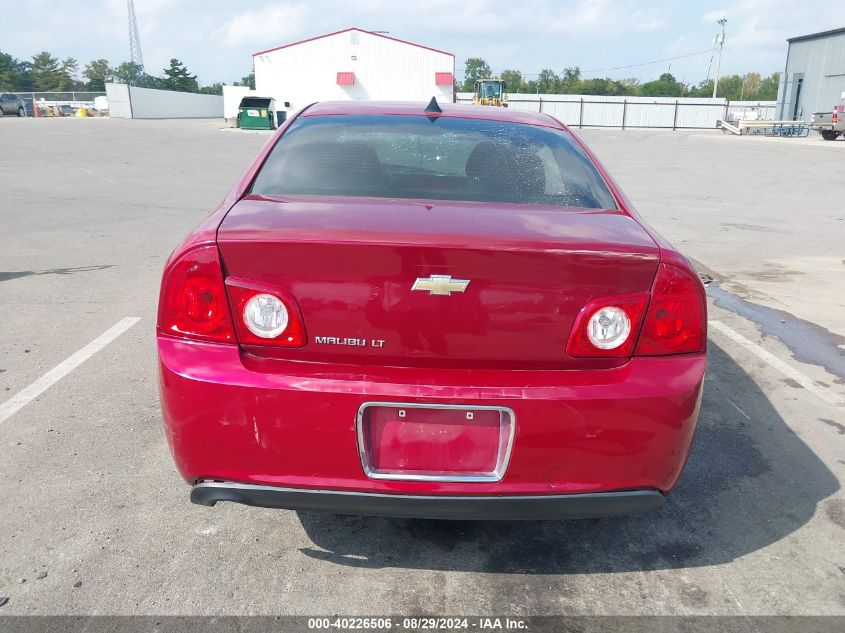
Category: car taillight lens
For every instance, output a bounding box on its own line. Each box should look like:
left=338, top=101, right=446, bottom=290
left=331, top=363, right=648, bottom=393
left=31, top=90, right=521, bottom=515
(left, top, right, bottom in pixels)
left=225, top=278, right=306, bottom=347
left=567, top=294, right=649, bottom=358
left=158, top=245, right=235, bottom=343
left=243, top=294, right=289, bottom=338
left=587, top=306, right=631, bottom=350
left=635, top=263, right=706, bottom=356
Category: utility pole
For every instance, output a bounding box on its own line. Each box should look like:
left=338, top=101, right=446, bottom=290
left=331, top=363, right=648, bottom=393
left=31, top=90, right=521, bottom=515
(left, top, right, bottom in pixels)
left=712, top=18, right=727, bottom=98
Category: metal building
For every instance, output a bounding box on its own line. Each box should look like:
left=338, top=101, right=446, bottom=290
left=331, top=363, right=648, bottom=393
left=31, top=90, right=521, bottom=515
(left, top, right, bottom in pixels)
left=252, top=28, right=455, bottom=114
left=776, top=27, right=845, bottom=121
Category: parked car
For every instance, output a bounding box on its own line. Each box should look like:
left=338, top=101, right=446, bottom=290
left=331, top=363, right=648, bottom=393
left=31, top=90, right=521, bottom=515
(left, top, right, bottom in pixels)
left=810, top=104, right=844, bottom=140
left=59, top=104, right=76, bottom=117
left=157, top=100, right=707, bottom=520
left=0, top=93, right=26, bottom=117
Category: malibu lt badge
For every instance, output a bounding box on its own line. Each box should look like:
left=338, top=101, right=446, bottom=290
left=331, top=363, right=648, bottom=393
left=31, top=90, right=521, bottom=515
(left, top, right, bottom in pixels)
left=314, top=336, right=386, bottom=348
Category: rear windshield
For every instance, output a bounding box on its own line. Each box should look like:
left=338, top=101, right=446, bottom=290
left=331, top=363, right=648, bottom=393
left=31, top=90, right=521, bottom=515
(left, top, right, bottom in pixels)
left=251, top=114, right=617, bottom=209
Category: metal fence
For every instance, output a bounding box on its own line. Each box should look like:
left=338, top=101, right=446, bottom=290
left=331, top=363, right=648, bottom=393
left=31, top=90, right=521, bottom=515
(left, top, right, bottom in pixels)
left=11, top=91, right=106, bottom=102
left=10, top=91, right=107, bottom=115
left=455, top=93, right=776, bottom=130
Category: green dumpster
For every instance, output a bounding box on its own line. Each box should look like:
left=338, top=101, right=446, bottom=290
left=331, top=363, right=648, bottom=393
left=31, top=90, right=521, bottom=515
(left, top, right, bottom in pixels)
left=237, top=96, right=276, bottom=130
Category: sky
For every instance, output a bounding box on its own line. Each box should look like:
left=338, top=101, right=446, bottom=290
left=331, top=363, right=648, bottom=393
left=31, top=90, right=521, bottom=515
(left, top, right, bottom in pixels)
left=3, top=0, right=837, bottom=87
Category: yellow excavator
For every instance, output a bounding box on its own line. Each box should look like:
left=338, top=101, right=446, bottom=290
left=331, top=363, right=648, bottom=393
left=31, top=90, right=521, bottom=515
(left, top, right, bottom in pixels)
left=473, top=79, right=508, bottom=107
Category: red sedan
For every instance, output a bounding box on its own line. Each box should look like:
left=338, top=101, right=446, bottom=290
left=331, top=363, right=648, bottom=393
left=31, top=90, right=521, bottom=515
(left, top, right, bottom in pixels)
left=157, top=100, right=706, bottom=520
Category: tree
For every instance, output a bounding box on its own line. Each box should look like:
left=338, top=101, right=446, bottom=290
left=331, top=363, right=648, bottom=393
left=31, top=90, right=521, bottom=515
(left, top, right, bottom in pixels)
left=0, top=50, right=28, bottom=90
left=143, top=74, right=166, bottom=90
left=113, top=61, right=145, bottom=86
left=687, top=79, right=713, bottom=98
left=741, top=72, right=762, bottom=99
left=499, top=69, right=523, bottom=93
left=687, top=74, right=755, bottom=100
left=198, top=82, right=224, bottom=95
left=462, top=57, right=491, bottom=91
left=239, top=72, right=255, bottom=89
left=83, top=59, right=113, bottom=90
left=580, top=77, right=631, bottom=96
left=640, top=72, right=685, bottom=97
left=537, top=68, right=560, bottom=93
left=30, top=51, right=62, bottom=91
left=58, top=57, right=80, bottom=90
left=620, top=77, right=641, bottom=94
left=561, top=66, right=582, bottom=93
left=755, top=72, right=780, bottom=101
left=162, top=58, right=198, bottom=92
left=708, top=74, right=744, bottom=100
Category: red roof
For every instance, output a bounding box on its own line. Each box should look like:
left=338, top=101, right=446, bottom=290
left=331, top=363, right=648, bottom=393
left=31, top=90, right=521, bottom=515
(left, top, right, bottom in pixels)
left=301, top=101, right=566, bottom=129
left=253, top=27, right=455, bottom=58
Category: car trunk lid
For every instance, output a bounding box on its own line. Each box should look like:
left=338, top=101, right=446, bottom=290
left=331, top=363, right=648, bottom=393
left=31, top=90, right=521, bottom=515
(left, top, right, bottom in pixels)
left=217, top=195, right=660, bottom=369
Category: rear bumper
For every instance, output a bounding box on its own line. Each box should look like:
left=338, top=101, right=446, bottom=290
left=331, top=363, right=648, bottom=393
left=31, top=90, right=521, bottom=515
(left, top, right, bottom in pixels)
left=159, top=336, right=705, bottom=501
left=191, top=481, right=664, bottom=520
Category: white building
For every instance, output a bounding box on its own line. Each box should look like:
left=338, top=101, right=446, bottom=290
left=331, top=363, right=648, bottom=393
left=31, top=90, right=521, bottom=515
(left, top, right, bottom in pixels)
left=776, top=27, right=845, bottom=121
left=252, top=28, right=455, bottom=115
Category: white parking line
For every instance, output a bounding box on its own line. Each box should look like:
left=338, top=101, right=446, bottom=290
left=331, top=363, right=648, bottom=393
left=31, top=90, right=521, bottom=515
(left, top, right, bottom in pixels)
left=0, top=317, right=141, bottom=425
left=709, top=320, right=845, bottom=408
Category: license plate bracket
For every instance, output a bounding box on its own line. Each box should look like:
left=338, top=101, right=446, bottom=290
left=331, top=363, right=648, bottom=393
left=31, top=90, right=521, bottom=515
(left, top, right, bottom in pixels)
left=356, top=402, right=515, bottom=482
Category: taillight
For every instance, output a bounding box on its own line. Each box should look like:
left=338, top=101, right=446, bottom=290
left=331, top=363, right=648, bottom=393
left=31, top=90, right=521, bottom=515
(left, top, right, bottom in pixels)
left=635, top=263, right=706, bottom=356
left=567, top=293, right=649, bottom=358
left=225, top=278, right=307, bottom=347
left=158, top=245, right=235, bottom=343
left=833, top=107, right=840, bottom=123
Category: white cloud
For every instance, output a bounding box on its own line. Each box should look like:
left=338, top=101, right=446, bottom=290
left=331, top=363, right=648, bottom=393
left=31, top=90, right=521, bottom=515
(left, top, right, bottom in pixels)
left=693, top=0, right=825, bottom=76
left=702, top=8, right=728, bottom=24
left=217, top=4, right=308, bottom=48
left=630, top=8, right=669, bottom=32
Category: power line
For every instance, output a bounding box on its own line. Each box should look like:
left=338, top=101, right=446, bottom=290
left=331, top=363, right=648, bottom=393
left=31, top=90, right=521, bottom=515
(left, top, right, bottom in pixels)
left=456, top=47, right=718, bottom=80
left=581, top=48, right=714, bottom=74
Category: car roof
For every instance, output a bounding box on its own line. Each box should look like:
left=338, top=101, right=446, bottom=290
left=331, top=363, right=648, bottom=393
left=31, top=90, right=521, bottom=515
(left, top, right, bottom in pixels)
left=301, top=101, right=567, bottom=130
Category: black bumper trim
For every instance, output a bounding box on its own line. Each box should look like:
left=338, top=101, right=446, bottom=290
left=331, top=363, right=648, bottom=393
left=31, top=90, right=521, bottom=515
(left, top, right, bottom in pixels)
left=190, top=482, right=664, bottom=520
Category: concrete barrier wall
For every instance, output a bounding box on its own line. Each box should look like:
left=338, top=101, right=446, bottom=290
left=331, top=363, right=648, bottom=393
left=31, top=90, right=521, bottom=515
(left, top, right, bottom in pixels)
left=128, top=86, right=222, bottom=119
left=105, top=83, right=223, bottom=119
left=223, top=85, right=253, bottom=120
left=106, top=83, right=132, bottom=118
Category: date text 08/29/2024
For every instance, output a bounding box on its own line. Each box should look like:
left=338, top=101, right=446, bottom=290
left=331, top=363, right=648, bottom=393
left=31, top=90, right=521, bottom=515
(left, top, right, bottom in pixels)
left=306, top=616, right=527, bottom=629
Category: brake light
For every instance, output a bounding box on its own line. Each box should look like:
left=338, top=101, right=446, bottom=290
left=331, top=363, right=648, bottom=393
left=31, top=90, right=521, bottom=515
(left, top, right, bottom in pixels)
left=158, top=245, right=235, bottom=343
left=635, top=263, right=706, bottom=356
left=225, top=278, right=307, bottom=347
left=567, top=293, right=649, bottom=358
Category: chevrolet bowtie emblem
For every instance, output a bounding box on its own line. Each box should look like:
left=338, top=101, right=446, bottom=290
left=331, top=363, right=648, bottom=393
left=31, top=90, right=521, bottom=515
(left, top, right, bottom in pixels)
left=411, top=275, right=471, bottom=296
